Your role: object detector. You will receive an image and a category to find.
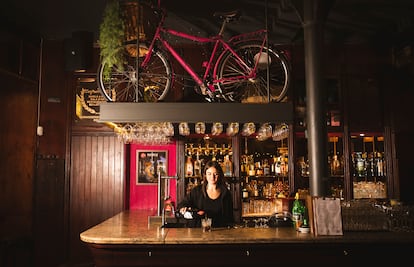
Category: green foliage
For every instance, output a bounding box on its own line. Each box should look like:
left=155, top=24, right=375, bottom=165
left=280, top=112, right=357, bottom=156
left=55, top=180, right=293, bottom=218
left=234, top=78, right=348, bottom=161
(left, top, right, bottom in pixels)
left=99, top=0, right=125, bottom=72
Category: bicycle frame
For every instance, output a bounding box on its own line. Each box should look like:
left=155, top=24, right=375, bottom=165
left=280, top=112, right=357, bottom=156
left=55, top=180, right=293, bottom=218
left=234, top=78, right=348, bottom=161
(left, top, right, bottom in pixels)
left=141, top=7, right=268, bottom=94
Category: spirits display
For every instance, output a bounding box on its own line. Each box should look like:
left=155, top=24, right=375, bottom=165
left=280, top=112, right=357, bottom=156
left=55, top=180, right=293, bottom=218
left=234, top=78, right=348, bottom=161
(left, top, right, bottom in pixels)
left=240, top=137, right=290, bottom=218
left=296, top=134, right=345, bottom=199
left=184, top=138, right=233, bottom=195
left=352, top=135, right=387, bottom=199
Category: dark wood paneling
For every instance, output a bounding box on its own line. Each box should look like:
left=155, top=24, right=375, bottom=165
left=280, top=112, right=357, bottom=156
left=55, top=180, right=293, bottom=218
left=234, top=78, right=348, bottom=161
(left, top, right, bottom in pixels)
left=86, top=242, right=414, bottom=267
left=345, top=77, right=383, bottom=132
left=34, top=159, right=65, bottom=267
left=0, top=28, right=39, bottom=81
left=37, top=40, right=68, bottom=159
left=0, top=72, right=37, bottom=239
left=343, top=45, right=385, bottom=76
left=0, top=64, right=38, bottom=266
left=69, top=135, right=125, bottom=262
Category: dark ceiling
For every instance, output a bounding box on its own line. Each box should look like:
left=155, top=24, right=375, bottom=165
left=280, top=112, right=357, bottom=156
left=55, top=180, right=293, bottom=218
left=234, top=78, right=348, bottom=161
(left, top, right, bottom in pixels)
left=2, top=0, right=414, bottom=46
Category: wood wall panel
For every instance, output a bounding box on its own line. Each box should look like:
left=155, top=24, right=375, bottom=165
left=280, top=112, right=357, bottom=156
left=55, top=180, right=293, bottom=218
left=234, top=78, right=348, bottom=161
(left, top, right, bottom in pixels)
left=0, top=72, right=37, bottom=239
left=34, top=159, right=65, bottom=266
left=37, top=40, right=68, bottom=159
left=69, top=135, right=125, bottom=262
left=0, top=55, right=38, bottom=265
left=345, top=77, right=383, bottom=132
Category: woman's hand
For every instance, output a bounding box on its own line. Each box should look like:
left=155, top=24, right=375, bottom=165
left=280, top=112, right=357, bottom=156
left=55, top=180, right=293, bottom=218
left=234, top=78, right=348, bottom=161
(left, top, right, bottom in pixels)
left=179, top=207, right=205, bottom=218
left=179, top=207, right=188, bottom=214
left=197, top=210, right=205, bottom=216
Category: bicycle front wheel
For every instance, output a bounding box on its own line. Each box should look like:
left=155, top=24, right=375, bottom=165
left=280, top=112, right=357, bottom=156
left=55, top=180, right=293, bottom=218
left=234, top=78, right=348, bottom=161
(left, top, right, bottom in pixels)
left=216, top=43, right=290, bottom=103
left=97, top=43, right=172, bottom=102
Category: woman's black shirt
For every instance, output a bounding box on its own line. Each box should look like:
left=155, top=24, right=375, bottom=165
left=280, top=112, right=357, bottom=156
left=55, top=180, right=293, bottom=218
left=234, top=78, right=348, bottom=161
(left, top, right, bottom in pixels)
left=177, top=184, right=234, bottom=228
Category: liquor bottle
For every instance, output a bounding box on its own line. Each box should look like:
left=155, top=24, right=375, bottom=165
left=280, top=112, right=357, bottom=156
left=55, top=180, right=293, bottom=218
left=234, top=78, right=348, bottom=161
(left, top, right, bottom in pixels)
left=354, top=152, right=366, bottom=177
left=274, top=156, right=282, bottom=175
left=280, top=156, right=287, bottom=176
left=298, top=206, right=310, bottom=233
left=291, top=192, right=304, bottom=230
left=240, top=154, right=248, bottom=176
left=283, top=155, right=289, bottom=175
left=252, top=180, right=259, bottom=197
left=263, top=159, right=270, bottom=176
left=242, top=177, right=250, bottom=200
left=330, top=154, right=341, bottom=176
left=185, top=156, right=194, bottom=177
left=223, top=155, right=233, bottom=177
left=255, top=161, right=263, bottom=176
left=270, top=157, right=276, bottom=175
left=248, top=155, right=256, bottom=176
left=376, top=152, right=384, bottom=177
left=194, top=151, right=202, bottom=177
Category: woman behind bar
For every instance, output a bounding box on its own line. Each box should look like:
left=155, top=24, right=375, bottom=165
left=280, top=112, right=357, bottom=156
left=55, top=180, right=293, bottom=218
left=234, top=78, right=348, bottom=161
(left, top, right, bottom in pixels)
left=178, top=160, right=234, bottom=228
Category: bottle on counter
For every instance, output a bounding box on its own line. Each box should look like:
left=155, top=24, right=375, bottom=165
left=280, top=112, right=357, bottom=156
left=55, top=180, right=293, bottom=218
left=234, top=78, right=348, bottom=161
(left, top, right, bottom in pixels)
left=298, top=206, right=310, bottom=233
left=292, top=192, right=304, bottom=230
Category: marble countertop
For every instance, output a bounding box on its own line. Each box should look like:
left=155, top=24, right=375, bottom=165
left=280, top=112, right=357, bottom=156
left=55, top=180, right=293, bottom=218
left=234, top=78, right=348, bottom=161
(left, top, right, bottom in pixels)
left=80, top=210, right=414, bottom=245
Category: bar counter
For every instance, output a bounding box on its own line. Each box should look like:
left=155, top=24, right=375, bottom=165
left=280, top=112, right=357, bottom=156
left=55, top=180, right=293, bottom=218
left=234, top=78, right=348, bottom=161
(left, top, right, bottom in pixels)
left=81, top=210, right=414, bottom=267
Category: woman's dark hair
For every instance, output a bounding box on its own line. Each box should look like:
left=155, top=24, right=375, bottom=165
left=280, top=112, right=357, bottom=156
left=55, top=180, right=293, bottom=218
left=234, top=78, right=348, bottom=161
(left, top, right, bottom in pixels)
left=201, top=160, right=225, bottom=196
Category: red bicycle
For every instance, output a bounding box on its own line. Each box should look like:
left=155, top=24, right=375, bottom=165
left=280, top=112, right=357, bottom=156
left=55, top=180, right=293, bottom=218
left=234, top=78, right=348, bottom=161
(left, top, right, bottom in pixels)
left=97, top=1, right=290, bottom=103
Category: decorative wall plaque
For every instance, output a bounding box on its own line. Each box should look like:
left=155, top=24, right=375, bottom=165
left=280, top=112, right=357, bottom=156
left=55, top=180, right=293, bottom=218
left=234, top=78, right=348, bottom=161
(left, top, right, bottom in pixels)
left=76, top=87, right=107, bottom=119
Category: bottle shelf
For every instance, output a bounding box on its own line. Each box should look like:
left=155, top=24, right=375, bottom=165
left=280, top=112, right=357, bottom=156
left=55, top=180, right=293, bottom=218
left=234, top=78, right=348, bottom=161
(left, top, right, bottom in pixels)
left=242, top=175, right=289, bottom=179
left=351, top=134, right=387, bottom=199
left=183, top=137, right=233, bottom=196
left=239, top=135, right=290, bottom=218
left=300, top=175, right=344, bottom=179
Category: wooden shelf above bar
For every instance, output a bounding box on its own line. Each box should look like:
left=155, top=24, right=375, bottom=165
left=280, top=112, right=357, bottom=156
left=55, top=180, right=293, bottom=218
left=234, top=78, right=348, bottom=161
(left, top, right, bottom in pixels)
left=98, top=102, right=293, bottom=123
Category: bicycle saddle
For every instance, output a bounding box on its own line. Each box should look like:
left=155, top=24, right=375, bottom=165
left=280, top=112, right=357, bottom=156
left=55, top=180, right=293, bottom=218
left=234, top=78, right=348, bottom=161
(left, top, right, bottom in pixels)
left=213, top=10, right=241, bottom=22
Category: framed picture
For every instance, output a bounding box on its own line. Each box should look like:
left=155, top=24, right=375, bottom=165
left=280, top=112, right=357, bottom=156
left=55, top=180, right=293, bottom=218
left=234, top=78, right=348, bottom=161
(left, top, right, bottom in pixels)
left=137, top=150, right=168, bottom=184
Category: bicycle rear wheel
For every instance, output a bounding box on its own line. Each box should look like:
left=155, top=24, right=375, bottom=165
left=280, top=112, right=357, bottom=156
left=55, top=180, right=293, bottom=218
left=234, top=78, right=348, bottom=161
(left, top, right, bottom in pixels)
left=216, top=43, right=290, bottom=103
left=97, top=43, right=172, bottom=102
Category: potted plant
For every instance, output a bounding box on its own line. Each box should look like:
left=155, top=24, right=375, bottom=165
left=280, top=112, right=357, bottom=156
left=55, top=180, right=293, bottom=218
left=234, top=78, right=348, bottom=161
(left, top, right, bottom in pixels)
left=99, top=0, right=125, bottom=73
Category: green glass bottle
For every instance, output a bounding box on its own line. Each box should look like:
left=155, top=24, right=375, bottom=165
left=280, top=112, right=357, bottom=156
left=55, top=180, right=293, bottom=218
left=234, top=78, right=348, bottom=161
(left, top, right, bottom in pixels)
left=291, top=192, right=304, bottom=230
left=298, top=206, right=310, bottom=233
